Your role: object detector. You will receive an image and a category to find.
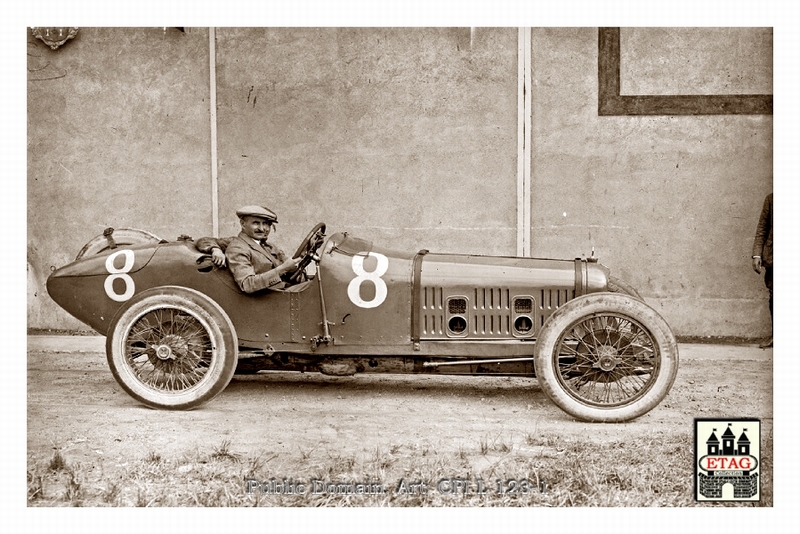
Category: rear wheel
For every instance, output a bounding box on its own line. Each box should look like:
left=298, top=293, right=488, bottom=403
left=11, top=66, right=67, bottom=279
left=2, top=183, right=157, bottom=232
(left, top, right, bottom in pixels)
left=106, top=286, right=237, bottom=409
left=534, top=293, right=678, bottom=422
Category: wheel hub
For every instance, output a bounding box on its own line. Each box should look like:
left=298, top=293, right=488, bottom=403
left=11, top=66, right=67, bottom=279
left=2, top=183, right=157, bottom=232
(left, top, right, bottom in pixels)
left=594, top=345, right=621, bottom=371
left=153, top=344, right=175, bottom=361
left=151, top=335, right=188, bottom=361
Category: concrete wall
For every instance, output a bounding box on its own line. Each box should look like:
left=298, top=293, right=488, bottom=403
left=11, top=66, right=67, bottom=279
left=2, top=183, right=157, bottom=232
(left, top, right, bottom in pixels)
left=529, top=28, right=772, bottom=337
left=28, top=28, right=214, bottom=330
left=27, top=27, right=773, bottom=338
left=213, top=28, right=518, bottom=252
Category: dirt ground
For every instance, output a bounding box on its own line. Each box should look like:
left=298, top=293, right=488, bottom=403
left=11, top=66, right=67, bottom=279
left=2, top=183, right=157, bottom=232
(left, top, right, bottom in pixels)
left=27, top=337, right=773, bottom=506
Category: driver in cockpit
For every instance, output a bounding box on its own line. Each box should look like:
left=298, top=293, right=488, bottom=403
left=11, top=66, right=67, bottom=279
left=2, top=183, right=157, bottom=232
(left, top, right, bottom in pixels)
left=196, top=205, right=299, bottom=293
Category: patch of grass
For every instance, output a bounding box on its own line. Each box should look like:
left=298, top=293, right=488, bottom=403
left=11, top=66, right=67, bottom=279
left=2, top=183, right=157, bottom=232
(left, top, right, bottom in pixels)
left=494, top=439, right=512, bottom=454
left=372, top=446, right=393, bottom=470
left=332, top=452, right=357, bottom=472
left=210, top=440, right=240, bottom=462
left=479, top=434, right=513, bottom=455
left=27, top=470, right=44, bottom=501
left=135, top=487, right=150, bottom=507
left=243, top=454, right=271, bottom=479
left=298, top=446, right=314, bottom=460
left=525, top=433, right=558, bottom=447
left=47, top=450, right=68, bottom=472
left=65, top=471, right=83, bottom=505
left=102, top=480, right=122, bottom=505
left=26, top=430, right=773, bottom=507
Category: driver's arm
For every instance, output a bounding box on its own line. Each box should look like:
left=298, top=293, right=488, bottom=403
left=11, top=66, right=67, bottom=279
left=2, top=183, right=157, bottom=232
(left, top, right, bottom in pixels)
left=196, top=236, right=232, bottom=253
left=226, top=240, right=299, bottom=293
left=196, top=237, right=232, bottom=267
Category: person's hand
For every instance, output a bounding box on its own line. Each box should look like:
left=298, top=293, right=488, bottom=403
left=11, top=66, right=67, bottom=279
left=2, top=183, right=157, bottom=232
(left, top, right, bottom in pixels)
left=752, top=256, right=762, bottom=274
left=211, top=248, right=227, bottom=268
left=278, top=257, right=300, bottom=274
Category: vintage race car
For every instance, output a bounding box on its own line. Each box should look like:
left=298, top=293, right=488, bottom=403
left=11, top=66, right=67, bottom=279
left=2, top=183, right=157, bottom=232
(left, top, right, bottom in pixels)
left=46, top=224, right=679, bottom=422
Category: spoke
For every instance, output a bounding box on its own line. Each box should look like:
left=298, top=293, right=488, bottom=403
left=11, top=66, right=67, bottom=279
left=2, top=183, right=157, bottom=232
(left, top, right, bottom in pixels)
left=558, top=340, right=584, bottom=358
left=177, top=371, right=192, bottom=390
left=123, top=308, right=214, bottom=393
left=128, top=344, right=150, bottom=358
left=187, top=347, right=208, bottom=367
left=608, top=374, right=636, bottom=399
left=153, top=309, right=165, bottom=334
left=558, top=351, right=595, bottom=375
left=560, top=357, right=600, bottom=385
left=611, top=320, right=628, bottom=352
left=180, top=325, right=206, bottom=344
left=620, top=325, right=650, bottom=353
left=555, top=313, right=661, bottom=407
left=586, top=321, right=603, bottom=351
left=129, top=316, right=161, bottom=344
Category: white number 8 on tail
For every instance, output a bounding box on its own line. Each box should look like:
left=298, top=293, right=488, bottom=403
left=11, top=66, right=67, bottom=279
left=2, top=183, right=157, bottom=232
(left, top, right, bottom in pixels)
left=104, top=249, right=136, bottom=302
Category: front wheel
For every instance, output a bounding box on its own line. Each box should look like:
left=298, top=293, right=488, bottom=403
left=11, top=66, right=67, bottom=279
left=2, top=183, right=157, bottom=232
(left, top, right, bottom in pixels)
left=534, top=293, right=678, bottom=422
left=106, top=286, right=238, bottom=410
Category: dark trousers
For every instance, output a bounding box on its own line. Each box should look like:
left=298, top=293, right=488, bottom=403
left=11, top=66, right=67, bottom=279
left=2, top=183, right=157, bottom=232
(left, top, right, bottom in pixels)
left=764, top=265, right=773, bottom=319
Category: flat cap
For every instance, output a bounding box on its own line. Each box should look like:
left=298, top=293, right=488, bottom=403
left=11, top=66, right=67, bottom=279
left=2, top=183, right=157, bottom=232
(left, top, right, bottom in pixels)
left=236, top=205, right=278, bottom=223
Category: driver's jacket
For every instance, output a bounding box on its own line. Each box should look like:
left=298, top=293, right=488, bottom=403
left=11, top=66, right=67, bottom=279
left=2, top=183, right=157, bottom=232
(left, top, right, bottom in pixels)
left=196, top=232, right=288, bottom=293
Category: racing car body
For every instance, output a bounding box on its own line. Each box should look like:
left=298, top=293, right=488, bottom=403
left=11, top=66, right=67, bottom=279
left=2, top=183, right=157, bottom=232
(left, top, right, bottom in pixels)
left=46, top=225, right=679, bottom=422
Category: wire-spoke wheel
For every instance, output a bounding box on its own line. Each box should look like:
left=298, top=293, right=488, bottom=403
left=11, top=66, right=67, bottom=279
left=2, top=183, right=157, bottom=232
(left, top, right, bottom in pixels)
left=534, top=293, right=678, bottom=422
left=106, top=286, right=237, bottom=409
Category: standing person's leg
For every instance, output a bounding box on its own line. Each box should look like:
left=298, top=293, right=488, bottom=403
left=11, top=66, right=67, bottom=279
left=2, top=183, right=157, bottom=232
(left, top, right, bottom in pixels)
left=761, top=265, right=773, bottom=348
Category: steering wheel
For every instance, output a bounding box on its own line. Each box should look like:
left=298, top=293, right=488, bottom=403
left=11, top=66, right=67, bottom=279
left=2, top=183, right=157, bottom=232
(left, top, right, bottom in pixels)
left=287, top=222, right=326, bottom=283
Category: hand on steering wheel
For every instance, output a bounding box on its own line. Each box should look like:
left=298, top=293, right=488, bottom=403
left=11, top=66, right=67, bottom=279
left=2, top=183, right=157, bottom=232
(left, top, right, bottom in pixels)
left=286, top=222, right=326, bottom=283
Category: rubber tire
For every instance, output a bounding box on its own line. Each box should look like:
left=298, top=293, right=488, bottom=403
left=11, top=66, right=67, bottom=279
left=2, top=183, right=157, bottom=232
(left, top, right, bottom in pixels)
left=608, top=276, right=643, bottom=301
left=534, top=292, right=678, bottom=423
left=106, top=286, right=238, bottom=410
left=76, top=228, right=162, bottom=260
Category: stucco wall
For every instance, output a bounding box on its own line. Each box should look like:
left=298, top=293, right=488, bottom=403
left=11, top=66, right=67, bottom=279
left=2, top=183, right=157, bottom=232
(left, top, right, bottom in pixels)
left=529, top=28, right=772, bottom=337
left=28, top=28, right=214, bottom=329
left=27, top=27, right=772, bottom=338
left=212, top=28, right=518, bottom=253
